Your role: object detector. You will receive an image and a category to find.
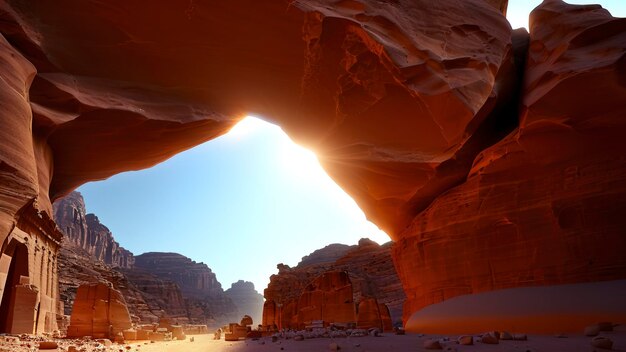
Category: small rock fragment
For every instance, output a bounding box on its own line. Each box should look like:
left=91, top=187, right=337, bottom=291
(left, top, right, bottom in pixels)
left=480, top=332, right=499, bottom=344
left=329, top=342, right=340, bottom=351
left=423, top=339, right=443, bottom=350
left=457, top=335, right=473, bottom=345
left=591, top=336, right=613, bottom=350
left=513, top=333, right=527, bottom=341
left=500, top=331, right=512, bottom=340
left=39, top=341, right=58, bottom=350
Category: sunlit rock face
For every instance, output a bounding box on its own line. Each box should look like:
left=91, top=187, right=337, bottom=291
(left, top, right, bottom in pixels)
left=0, top=0, right=624, bottom=332
left=263, top=239, right=405, bottom=329
left=394, top=0, right=626, bottom=326
left=66, top=283, right=132, bottom=339
left=0, top=0, right=514, bottom=237
left=53, top=192, right=134, bottom=268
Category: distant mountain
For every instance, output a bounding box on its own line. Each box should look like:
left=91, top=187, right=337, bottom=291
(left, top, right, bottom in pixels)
left=54, top=191, right=263, bottom=328
left=297, top=243, right=354, bottom=267
left=225, top=280, right=264, bottom=327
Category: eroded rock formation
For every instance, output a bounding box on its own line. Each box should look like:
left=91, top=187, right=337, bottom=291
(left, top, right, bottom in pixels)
left=58, top=242, right=162, bottom=325
left=263, top=239, right=405, bottom=329
left=54, top=193, right=259, bottom=328
left=224, top=281, right=264, bottom=328
left=393, top=0, right=626, bottom=325
left=133, top=252, right=239, bottom=325
left=0, top=0, right=624, bottom=333
left=66, top=283, right=132, bottom=339
left=53, top=192, right=134, bottom=269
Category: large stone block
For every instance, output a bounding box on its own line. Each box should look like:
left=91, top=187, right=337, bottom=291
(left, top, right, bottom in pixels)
left=67, top=283, right=132, bottom=338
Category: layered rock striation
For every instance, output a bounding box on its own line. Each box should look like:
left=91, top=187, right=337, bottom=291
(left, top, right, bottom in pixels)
left=393, top=0, right=626, bottom=325
left=0, top=0, right=624, bottom=332
left=133, top=252, right=240, bottom=326
left=53, top=192, right=134, bottom=269
left=54, top=192, right=260, bottom=327
left=264, top=239, right=406, bottom=329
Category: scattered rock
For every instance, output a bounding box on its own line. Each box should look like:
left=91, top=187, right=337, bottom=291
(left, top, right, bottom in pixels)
left=513, top=333, right=527, bottom=341
left=500, top=331, right=512, bottom=340
left=368, top=328, right=381, bottom=337
left=591, top=336, right=613, bottom=350
left=423, top=339, right=442, bottom=350
left=480, top=332, right=499, bottom=344
left=585, top=325, right=601, bottom=336
left=39, top=341, right=58, bottom=350
left=457, top=335, right=473, bottom=345
left=294, top=335, right=304, bottom=341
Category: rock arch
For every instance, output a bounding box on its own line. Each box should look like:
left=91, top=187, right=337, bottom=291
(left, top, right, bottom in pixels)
left=0, top=0, right=625, bottom=332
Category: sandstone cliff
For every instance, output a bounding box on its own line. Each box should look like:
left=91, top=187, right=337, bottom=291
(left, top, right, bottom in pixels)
left=133, top=252, right=239, bottom=325
left=264, top=238, right=405, bottom=327
left=1, top=0, right=625, bottom=333
left=54, top=193, right=258, bottom=327
left=58, top=241, right=161, bottom=324
left=53, top=192, right=134, bottom=269
left=224, top=280, right=264, bottom=327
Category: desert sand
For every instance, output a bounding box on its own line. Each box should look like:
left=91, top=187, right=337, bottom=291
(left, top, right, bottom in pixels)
left=1, top=331, right=624, bottom=352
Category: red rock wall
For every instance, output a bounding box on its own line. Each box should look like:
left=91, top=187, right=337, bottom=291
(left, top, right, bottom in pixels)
left=0, top=0, right=624, bottom=332
left=0, top=0, right=514, bottom=237
left=393, top=0, right=626, bottom=323
left=66, top=283, right=132, bottom=338
left=263, top=239, right=406, bottom=327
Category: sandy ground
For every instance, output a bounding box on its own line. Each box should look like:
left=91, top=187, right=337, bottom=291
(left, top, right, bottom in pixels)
left=1, top=328, right=625, bottom=351
left=125, top=331, right=626, bottom=352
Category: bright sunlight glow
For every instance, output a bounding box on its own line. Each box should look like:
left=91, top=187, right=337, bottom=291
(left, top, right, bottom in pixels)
left=78, top=116, right=390, bottom=293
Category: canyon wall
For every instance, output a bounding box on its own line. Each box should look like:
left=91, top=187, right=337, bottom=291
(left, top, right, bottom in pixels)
left=393, top=0, right=626, bottom=323
left=264, top=238, right=405, bottom=329
left=224, top=280, right=264, bottom=327
left=133, top=252, right=240, bottom=325
left=0, top=0, right=624, bottom=332
left=53, top=192, right=134, bottom=269
left=54, top=192, right=261, bottom=327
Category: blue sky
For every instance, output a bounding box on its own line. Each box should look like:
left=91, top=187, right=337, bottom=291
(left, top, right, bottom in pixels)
left=76, top=1, right=626, bottom=294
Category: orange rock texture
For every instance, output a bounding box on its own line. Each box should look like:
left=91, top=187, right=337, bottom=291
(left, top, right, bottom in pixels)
left=66, top=283, right=132, bottom=338
left=393, top=0, right=626, bottom=323
left=263, top=239, right=405, bottom=330
left=0, top=0, right=515, bottom=236
left=0, top=0, right=624, bottom=332
left=262, top=238, right=405, bottom=331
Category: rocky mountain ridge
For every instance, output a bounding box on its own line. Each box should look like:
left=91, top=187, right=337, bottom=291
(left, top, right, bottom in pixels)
left=54, top=191, right=263, bottom=327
